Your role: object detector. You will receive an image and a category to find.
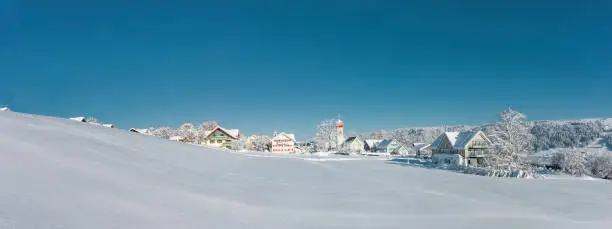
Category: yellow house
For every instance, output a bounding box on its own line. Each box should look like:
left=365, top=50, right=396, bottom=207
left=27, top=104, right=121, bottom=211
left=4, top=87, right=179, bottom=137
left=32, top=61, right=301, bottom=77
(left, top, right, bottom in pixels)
left=202, top=127, right=240, bottom=149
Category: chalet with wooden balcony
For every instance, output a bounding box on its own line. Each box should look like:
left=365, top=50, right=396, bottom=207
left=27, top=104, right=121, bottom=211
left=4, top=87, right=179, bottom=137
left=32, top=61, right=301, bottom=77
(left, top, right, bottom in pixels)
left=430, top=131, right=492, bottom=167
left=202, top=126, right=240, bottom=149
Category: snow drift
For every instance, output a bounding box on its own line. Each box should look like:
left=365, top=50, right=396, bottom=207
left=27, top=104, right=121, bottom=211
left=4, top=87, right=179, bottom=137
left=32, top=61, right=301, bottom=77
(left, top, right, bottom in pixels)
left=0, top=111, right=611, bottom=229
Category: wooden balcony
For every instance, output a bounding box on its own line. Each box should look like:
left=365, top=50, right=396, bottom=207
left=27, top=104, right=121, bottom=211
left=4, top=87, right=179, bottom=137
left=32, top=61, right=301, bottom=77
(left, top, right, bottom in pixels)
left=466, top=149, right=487, bottom=158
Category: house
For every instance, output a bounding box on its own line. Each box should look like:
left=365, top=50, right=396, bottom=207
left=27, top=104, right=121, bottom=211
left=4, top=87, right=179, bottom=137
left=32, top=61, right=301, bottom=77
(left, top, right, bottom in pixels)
left=430, top=131, right=492, bottom=167
left=375, top=139, right=411, bottom=156
left=102, top=124, right=115, bottom=128
left=412, top=143, right=432, bottom=157
left=364, top=139, right=383, bottom=152
left=69, top=117, right=87, bottom=122
left=202, top=126, right=240, bottom=149
left=340, top=137, right=365, bottom=154
left=129, top=128, right=152, bottom=135
left=271, top=132, right=296, bottom=153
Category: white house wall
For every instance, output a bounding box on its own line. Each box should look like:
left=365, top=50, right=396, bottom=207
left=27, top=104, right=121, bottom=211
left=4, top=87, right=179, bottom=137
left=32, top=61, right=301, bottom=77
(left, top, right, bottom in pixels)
left=432, top=154, right=464, bottom=166
left=271, top=136, right=296, bottom=153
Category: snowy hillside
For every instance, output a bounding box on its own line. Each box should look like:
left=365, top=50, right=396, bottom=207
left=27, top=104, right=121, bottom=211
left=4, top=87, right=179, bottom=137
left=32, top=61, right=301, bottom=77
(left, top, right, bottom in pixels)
left=1, top=112, right=611, bottom=229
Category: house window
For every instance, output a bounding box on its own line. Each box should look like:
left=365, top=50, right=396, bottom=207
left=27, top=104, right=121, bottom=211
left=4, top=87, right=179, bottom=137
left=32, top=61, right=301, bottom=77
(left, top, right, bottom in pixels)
left=209, top=140, right=214, bottom=144
left=217, top=140, right=223, bottom=143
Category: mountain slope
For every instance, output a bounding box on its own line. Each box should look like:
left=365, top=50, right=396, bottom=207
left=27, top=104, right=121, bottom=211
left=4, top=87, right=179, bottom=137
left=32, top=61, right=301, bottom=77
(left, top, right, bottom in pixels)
left=1, top=111, right=611, bottom=229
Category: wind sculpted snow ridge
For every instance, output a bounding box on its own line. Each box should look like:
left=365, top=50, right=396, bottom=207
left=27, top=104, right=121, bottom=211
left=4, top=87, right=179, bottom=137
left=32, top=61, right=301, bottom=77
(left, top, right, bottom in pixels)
left=1, top=111, right=611, bottom=229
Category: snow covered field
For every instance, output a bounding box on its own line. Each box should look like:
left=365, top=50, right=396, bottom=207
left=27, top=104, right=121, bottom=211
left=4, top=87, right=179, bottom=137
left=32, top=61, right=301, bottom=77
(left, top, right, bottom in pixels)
left=1, top=111, right=612, bottom=229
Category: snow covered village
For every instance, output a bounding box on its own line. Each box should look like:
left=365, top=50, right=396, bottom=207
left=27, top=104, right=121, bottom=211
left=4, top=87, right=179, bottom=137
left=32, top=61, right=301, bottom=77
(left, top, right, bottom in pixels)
left=23, top=106, right=610, bottom=180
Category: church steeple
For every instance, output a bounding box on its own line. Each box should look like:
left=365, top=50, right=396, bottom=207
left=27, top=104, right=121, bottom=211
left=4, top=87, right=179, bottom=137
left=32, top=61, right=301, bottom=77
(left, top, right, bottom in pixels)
left=336, top=119, right=344, bottom=147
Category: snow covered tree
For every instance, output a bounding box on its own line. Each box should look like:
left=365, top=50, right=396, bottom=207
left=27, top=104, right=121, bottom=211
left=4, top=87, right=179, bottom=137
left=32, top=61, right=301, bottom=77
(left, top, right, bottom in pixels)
left=230, top=138, right=248, bottom=151
left=389, top=129, right=413, bottom=147
left=586, top=153, right=612, bottom=179
left=198, top=121, right=218, bottom=132
left=179, top=122, right=197, bottom=143
left=531, top=120, right=605, bottom=151
left=152, top=127, right=172, bottom=139
left=363, top=129, right=391, bottom=140
left=552, top=149, right=587, bottom=176
left=486, top=108, right=534, bottom=174
left=249, top=135, right=271, bottom=151
left=180, top=122, right=194, bottom=132
left=315, top=119, right=338, bottom=151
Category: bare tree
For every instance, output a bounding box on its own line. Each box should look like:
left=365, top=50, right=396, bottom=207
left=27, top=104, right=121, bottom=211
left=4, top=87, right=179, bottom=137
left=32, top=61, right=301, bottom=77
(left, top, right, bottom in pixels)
left=315, top=119, right=338, bottom=151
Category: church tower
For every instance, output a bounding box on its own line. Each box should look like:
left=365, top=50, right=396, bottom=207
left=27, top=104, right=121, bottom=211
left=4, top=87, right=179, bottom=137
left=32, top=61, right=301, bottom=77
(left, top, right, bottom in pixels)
left=336, top=119, right=344, bottom=148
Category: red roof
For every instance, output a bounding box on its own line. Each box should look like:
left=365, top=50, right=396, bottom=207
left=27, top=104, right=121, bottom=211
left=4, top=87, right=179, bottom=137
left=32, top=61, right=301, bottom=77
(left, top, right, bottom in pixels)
left=205, top=127, right=240, bottom=139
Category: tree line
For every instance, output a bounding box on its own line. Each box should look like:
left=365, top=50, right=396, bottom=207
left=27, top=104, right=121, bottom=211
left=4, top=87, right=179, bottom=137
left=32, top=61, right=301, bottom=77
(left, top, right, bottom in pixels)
left=149, top=120, right=219, bottom=143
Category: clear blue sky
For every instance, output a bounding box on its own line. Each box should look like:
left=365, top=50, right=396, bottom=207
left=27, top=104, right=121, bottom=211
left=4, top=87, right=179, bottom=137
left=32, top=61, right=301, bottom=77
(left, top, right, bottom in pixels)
left=1, top=0, right=611, bottom=139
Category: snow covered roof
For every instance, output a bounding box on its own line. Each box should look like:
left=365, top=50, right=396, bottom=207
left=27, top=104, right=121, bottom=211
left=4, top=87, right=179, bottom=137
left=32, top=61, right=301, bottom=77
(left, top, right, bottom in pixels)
left=376, top=139, right=409, bottom=151
left=205, top=127, right=240, bottom=139
left=272, top=132, right=296, bottom=142
left=69, top=117, right=87, bottom=122
left=226, top=129, right=240, bottom=138
left=430, top=131, right=489, bottom=150
left=0, top=107, right=10, bottom=111
left=129, top=128, right=151, bottom=135
left=454, top=131, right=479, bottom=149
left=377, top=139, right=393, bottom=149
left=413, top=143, right=431, bottom=151
left=170, top=136, right=185, bottom=141
left=445, top=132, right=461, bottom=146
left=365, top=139, right=383, bottom=148
left=343, top=136, right=362, bottom=145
